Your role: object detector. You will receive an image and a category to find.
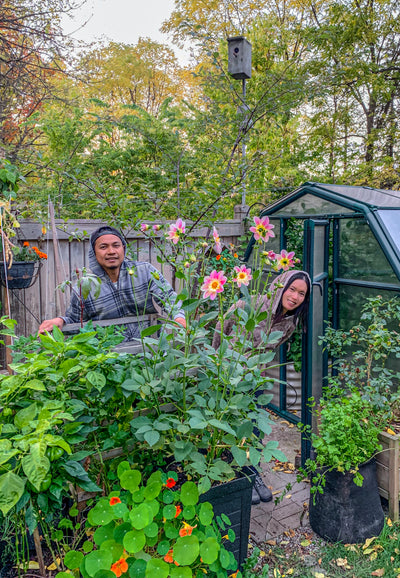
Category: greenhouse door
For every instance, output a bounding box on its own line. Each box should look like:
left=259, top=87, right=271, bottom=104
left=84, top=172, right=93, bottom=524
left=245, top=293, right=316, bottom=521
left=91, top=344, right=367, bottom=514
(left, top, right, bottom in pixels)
left=301, top=219, right=329, bottom=463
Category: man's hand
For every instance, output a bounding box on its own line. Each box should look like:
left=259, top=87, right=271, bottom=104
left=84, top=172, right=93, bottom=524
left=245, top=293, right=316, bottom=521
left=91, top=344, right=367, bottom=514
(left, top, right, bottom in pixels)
left=175, top=317, right=187, bottom=328
left=38, top=317, right=65, bottom=335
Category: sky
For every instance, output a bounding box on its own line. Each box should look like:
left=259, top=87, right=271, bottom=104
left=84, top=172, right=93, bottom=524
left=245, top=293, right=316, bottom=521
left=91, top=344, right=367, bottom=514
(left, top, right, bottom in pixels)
left=62, top=0, right=188, bottom=61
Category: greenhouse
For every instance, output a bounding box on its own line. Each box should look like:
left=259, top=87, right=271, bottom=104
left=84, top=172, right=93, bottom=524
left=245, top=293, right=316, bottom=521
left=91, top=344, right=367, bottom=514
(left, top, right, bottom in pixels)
left=244, top=182, right=400, bottom=459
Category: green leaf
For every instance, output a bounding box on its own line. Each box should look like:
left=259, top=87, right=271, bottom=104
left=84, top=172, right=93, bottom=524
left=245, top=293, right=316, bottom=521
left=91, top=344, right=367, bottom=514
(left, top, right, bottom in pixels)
left=0, top=471, right=25, bottom=515
left=99, top=539, right=124, bottom=562
left=64, top=550, right=84, bottom=570
left=170, top=566, right=192, bottom=578
left=173, top=535, right=199, bottom=566
left=87, top=371, right=106, bottom=388
left=14, top=402, right=37, bottom=429
left=129, top=503, right=153, bottom=530
left=23, top=379, right=45, bottom=391
left=231, top=446, right=247, bottom=467
left=141, top=325, right=162, bottom=337
left=219, top=546, right=232, bottom=569
left=144, top=430, right=160, bottom=447
left=199, top=536, right=219, bottom=564
left=199, top=502, right=214, bottom=526
left=120, top=469, right=141, bottom=492
left=123, top=529, right=146, bottom=553
left=180, top=481, right=199, bottom=506
left=21, top=443, right=50, bottom=491
left=129, top=558, right=147, bottom=578
left=93, top=522, right=116, bottom=545
left=88, top=501, right=114, bottom=526
left=85, top=550, right=113, bottom=577
left=145, top=558, right=169, bottom=578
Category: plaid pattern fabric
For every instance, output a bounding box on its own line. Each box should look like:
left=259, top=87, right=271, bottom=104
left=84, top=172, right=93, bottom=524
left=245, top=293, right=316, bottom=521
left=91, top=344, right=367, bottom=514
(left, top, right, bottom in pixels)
left=62, top=245, right=183, bottom=341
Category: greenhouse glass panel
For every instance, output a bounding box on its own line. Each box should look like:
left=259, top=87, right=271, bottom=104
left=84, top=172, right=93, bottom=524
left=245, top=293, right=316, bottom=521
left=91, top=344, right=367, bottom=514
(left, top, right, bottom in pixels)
left=271, top=194, right=354, bottom=216
left=338, top=219, right=398, bottom=284
left=378, top=210, right=400, bottom=249
left=338, top=285, right=400, bottom=330
left=314, top=183, right=400, bottom=207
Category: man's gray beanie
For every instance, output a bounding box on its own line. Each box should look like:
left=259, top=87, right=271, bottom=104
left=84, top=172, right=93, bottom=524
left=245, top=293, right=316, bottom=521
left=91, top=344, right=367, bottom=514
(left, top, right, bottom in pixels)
left=90, top=226, right=126, bottom=250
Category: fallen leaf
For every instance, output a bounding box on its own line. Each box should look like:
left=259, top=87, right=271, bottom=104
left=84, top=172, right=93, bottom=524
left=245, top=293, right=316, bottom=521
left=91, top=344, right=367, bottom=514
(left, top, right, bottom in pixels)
left=285, top=494, right=292, bottom=499
left=15, top=561, right=39, bottom=570
left=387, top=518, right=393, bottom=527
left=314, top=573, right=325, bottom=578
left=386, top=428, right=396, bottom=435
left=371, top=570, right=385, bottom=577
left=286, top=570, right=294, bottom=575
left=273, top=490, right=281, bottom=495
left=280, top=541, right=289, bottom=545
left=370, top=552, right=378, bottom=561
left=47, top=561, right=60, bottom=571
left=363, top=537, right=376, bottom=549
left=260, top=550, right=266, bottom=557
left=266, top=539, right=276, bottom=546
left=336, top=558, right=348, bottom=567
left=301, top=539, right=311, bottom=547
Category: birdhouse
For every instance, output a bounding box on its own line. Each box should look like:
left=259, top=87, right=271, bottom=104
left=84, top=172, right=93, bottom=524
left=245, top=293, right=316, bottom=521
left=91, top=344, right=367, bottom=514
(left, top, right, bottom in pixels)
left=227, top=36, right=252, bottom=80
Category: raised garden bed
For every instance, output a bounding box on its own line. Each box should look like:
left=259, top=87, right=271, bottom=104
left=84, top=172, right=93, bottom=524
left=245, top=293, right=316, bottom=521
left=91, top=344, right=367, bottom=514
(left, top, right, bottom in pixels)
left=376, top=430, right=400, bottom=521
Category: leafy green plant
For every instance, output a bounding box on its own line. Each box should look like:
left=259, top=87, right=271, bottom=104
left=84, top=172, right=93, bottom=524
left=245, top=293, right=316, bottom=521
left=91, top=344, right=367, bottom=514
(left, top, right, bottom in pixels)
left=57, top=464, right=238, bottom=578
left=321, top=295, right=400, bottom=417
left=298, top=389, right=386, bottom=500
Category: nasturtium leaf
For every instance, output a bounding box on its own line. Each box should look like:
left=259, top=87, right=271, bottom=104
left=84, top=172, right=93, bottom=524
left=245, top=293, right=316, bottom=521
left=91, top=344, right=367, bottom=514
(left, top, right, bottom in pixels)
left=83, top=540, right=94, bottom=553
left=162, top=504, right=177, bottom=520
left=145, top=499, right=159, bottom=518
left=170, top=566, right=192, bottom=578
left=156, top=540, right=171, bottom=557
left=227, top=529, right=236, bottom=542
left=117, top=461, right=131, bottom=478
left=64, top=550, right=84, bottom=569
left=164, top=521, right=179, bottom=539
left=120, top=470, right=141, bottom=493
left=99, top=539, right=124, bottom=562
left=180, top=481, right=198, bottom=506
left=123, top=529, right=146, bottom=553
left=88, top=501, right=114, bottom=527
left=221, top=513, right=231, bottom=526
left=129, top=503, right=153, bottom=530
left=199, top=537, right=219, bottom=564
left=129, top=558, right=147, bottom=578
left=219, top=547, right=231, bottom=569
left=143, top=522, right=158, bottom=538
left=112, top=502, right=129, bottom=519
left=162, top=489, right=174, bottom=504
left=199, top=502, right=214, bottom=526
left=182, top=505, right=196, bottom=520
left=173, top=535, right=200, bottom=566
left=93, top=522, right=116, bottom=546
left=143, top=480, right=162, bottom=500
left=113, top=522, right=132, bottom=544
left=144, top=558, right=169, bottom=578
left=93, top=570, right=115, bottom=578
left=84, top=550, right=113, bottom=577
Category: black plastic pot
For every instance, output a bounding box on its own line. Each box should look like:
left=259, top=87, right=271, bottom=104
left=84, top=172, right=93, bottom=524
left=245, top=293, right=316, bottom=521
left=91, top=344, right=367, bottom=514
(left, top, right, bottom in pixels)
left=0, top=261, right=37, bottom=289
left=309, top=457, right=384, bottom=543
left=200, top=467, right=256, bottom=567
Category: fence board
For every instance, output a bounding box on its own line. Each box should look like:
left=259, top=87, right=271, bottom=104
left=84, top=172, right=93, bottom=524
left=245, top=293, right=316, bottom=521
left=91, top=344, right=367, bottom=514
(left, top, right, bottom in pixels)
left=1, top=218, right=246, bottom=368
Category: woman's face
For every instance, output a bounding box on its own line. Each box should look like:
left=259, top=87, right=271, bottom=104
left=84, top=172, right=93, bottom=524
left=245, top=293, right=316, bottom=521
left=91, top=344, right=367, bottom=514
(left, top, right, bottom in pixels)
left=281, top=278, right=308, bottom=314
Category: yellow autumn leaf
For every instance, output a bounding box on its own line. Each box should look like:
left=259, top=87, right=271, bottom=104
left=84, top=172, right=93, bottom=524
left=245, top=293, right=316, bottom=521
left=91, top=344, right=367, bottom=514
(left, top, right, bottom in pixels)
left=285, top=494, right=292, bottom=499
left=286, top=570, right=294, bottom=575
left=314, top=573, right=325, bottom=578
left=15, top=561, right=39, bottom=569
left=260, top=551, right=266, bottom=557
left=364, top=548, right=374, bottom=555
left=301, top=539, right=311, bottom=547
left=370, top=551, right=378, bottom=561
left=336, top=558, right=348, bottom=567
left=387, top=518, right=393, bottom=526
left=386, top=428, right=396, bottom=435
left=363, top=537, right=376, bottom=549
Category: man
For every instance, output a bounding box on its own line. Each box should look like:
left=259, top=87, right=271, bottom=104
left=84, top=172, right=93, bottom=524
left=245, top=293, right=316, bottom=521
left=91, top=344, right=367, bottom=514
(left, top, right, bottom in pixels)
left=38, top=225, right=186, bottom=338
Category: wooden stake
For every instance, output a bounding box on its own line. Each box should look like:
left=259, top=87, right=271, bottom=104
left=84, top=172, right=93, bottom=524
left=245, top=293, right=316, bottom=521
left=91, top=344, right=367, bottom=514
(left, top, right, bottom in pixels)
left=33, top=526, right=46, bottom=577
left=48, top=201, right=66, bottom=316
left=3, top=283, right=12, bottom=372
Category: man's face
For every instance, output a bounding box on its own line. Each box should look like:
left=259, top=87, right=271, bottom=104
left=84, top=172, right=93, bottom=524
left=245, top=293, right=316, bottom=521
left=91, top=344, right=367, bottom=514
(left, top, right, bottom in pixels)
left=94, top=234, right=125, bottom=274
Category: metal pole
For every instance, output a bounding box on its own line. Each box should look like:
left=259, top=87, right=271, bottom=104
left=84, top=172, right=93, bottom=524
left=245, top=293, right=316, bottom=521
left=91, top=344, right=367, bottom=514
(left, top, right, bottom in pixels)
left=242, top=78, right=246, bottom=206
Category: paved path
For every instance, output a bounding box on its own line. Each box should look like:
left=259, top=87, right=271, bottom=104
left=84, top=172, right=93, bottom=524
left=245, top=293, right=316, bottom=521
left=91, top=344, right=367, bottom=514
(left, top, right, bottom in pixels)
left=249, top=413, right=310, bottom=543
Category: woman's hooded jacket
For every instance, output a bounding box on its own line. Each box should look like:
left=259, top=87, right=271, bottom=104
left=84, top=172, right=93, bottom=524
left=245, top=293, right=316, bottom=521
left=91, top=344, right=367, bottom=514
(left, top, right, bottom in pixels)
left=212, top=269, right=310, bottom=351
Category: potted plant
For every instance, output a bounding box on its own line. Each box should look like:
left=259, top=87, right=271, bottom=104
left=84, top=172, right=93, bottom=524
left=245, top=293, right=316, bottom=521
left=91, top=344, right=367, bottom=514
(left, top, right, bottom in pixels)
left=55, top=464, right=239, bottom=578
left=0, top=241, right=48, bottom=288
left=298, top=388, right=386, bottom=543
left=321, top=295, right=400, bottom=520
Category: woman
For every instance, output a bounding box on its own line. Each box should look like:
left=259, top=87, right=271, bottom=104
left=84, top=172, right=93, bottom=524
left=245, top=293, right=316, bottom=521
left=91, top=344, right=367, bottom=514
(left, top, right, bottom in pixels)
left=212, top=269, right=311, bottom=504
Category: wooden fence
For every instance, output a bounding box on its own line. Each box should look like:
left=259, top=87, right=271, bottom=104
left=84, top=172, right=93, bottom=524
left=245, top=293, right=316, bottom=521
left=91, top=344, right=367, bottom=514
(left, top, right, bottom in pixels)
left=0, top=217, right=247, bottom=367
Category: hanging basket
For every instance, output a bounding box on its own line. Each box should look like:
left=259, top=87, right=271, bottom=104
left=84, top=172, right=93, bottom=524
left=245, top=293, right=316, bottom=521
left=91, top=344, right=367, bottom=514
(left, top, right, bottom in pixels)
left=0, top=261, right=42, bottom=289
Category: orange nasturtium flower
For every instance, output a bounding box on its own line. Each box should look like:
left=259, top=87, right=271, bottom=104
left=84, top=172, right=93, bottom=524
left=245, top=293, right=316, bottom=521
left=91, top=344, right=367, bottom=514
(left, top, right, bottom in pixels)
left=165, top=477, right=176, bottom=488
left=110, top=557, right=128, bottom=577
left=174, top=505, right=182, bottom=518
left=215, top=254, right=221, bottom=261
left=23, top=241, right=30, bottom=247
left=164, top=549, right=174, bottom=563
left=179, top=521, right=197, bottom=537
left=109, top=496, right=122, bottom=506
